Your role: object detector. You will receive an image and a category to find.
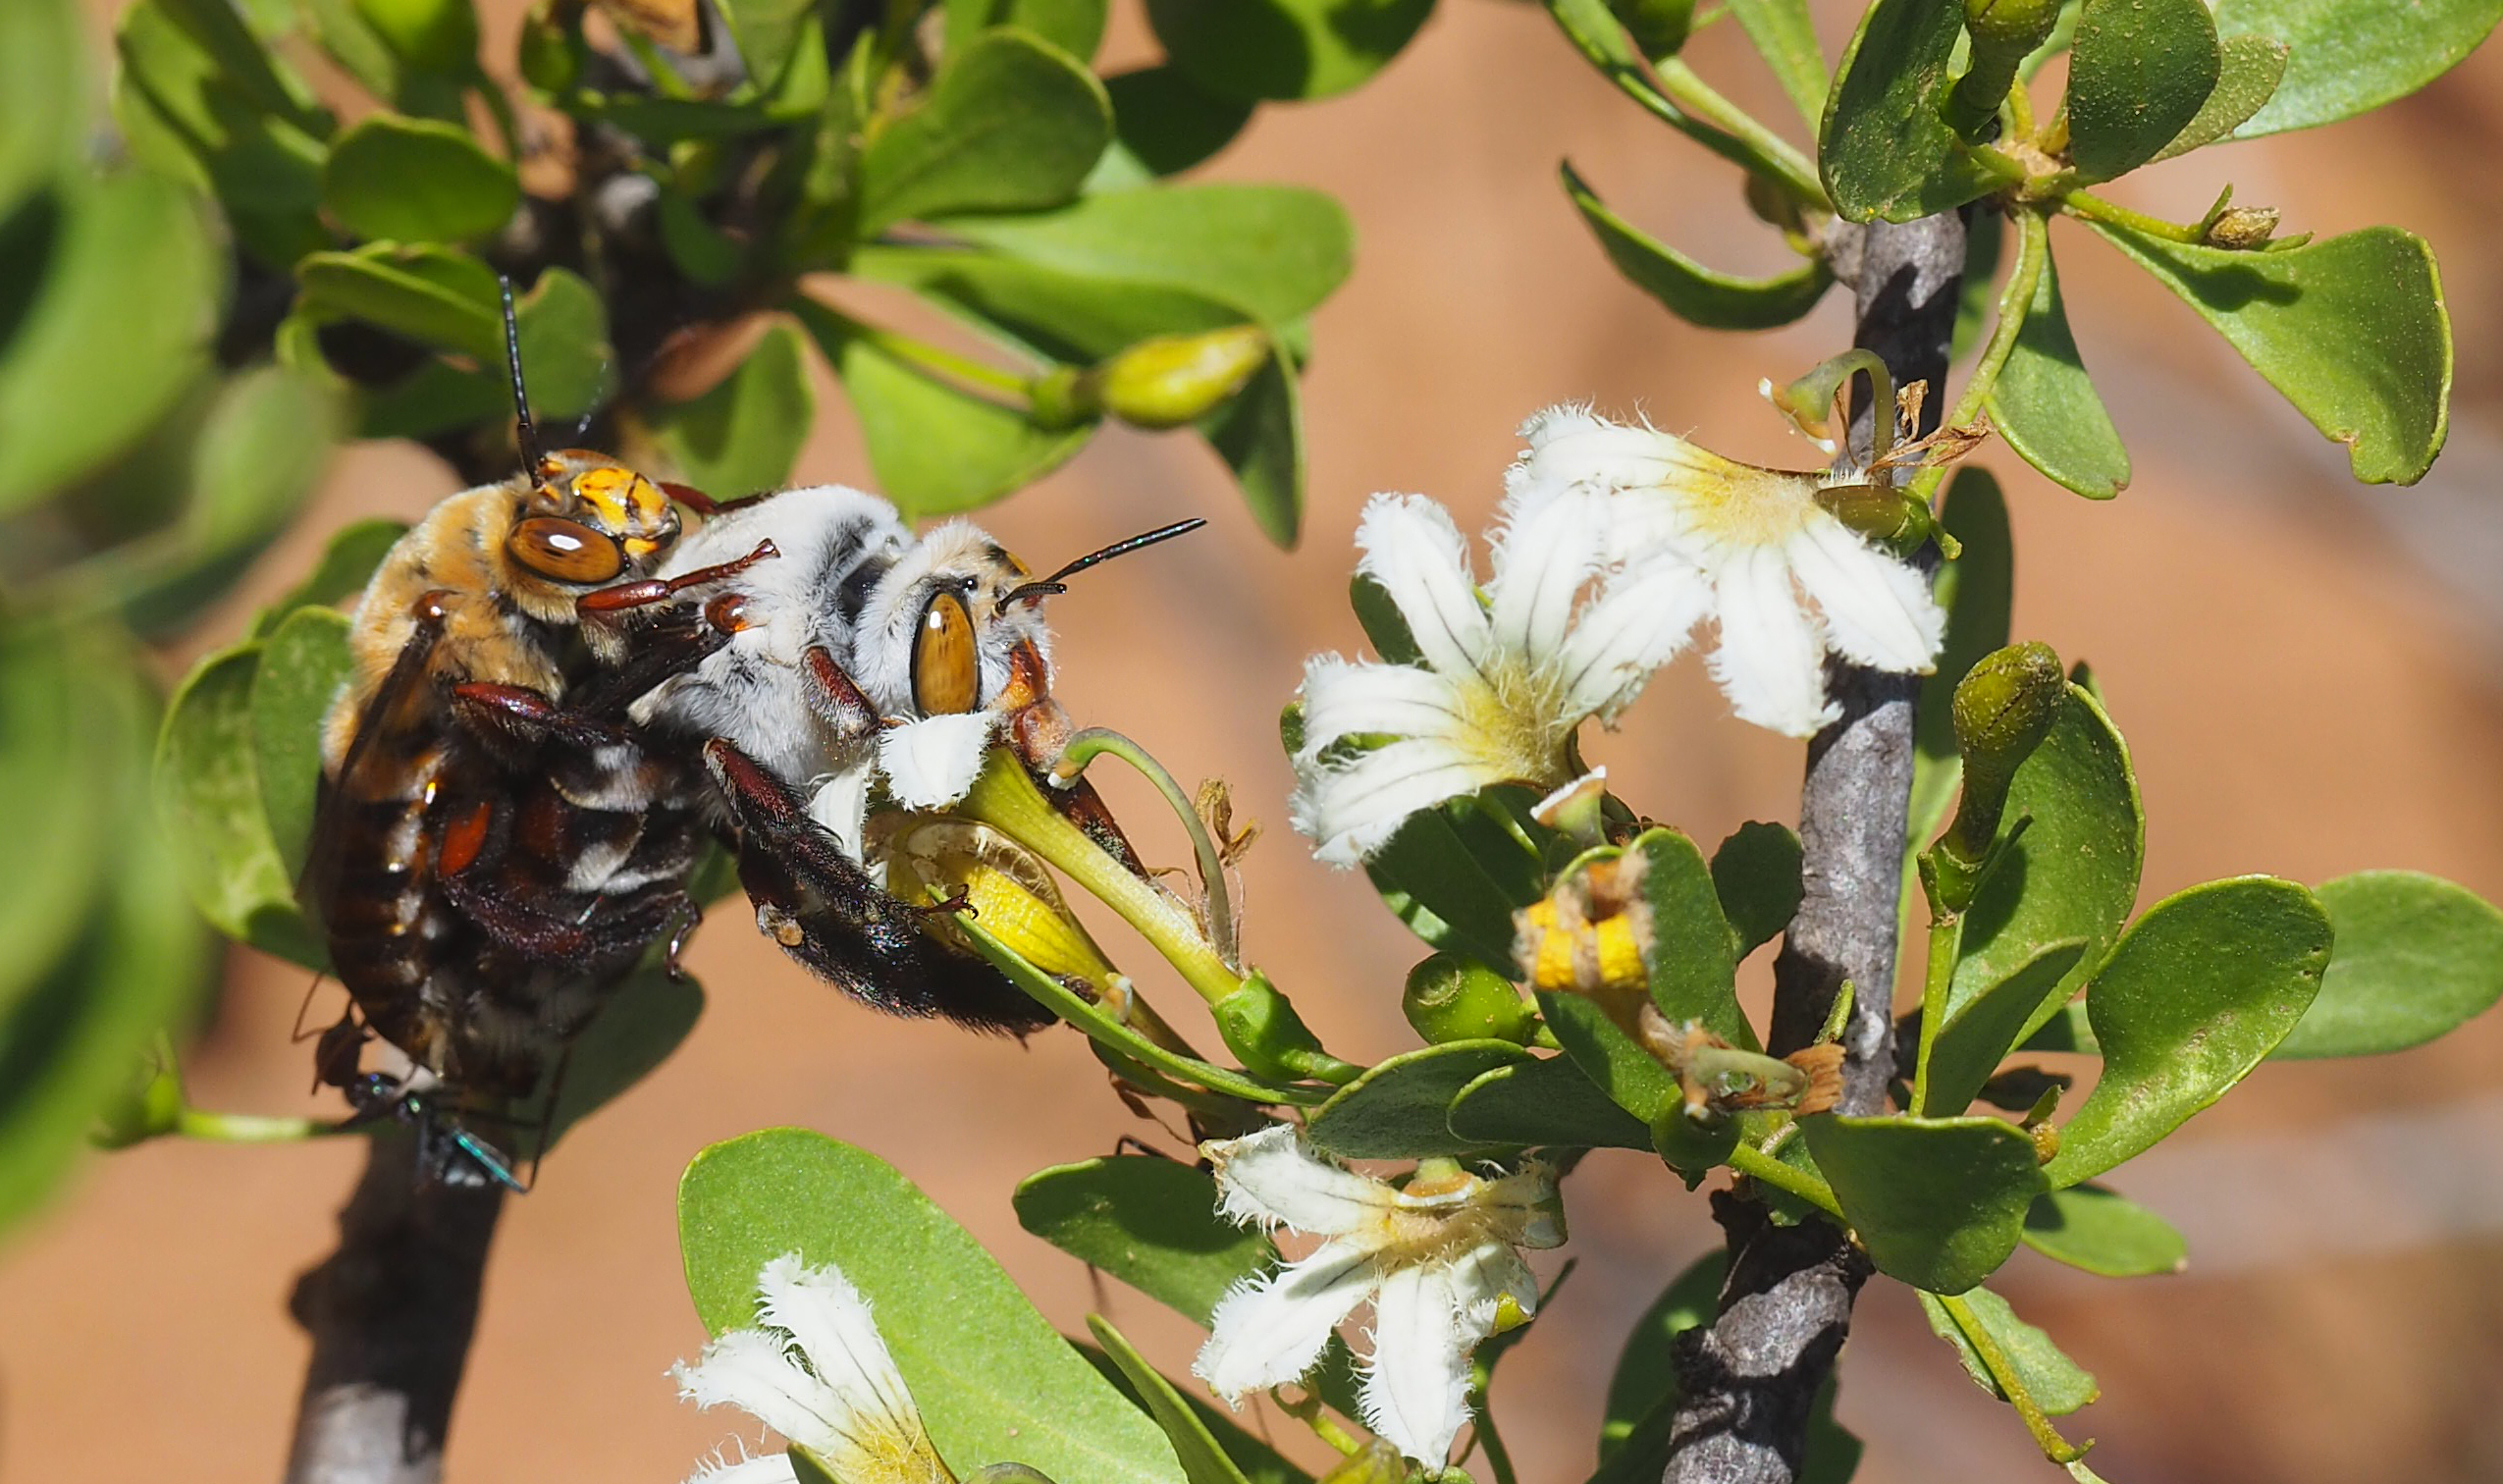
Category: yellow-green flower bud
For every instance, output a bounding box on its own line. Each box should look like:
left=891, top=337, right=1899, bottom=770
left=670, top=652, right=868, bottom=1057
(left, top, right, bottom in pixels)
left=1944, top=641, right=2066, bottom=869
left=1317, top=1441, right=1408, bottom=1484
left=1404, top=951, right=1540, bottom=1045
left=1965, top=0, right=2060, bottom=51
left=1945, top=0, right=2058, bottom=139
left=1089, top=327, right=1269, bottom=431
left=353, top=0, right=481, bottom=73
left=1817, top=483, right=1944, bottom=558
left=1609, top=0, right=1696, bottom=60
left=91, top=1057, right=183, bottom=1150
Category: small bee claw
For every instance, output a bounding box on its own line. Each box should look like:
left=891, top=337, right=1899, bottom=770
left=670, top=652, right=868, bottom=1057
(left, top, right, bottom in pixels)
left=918, top=887, right=976, bottom=920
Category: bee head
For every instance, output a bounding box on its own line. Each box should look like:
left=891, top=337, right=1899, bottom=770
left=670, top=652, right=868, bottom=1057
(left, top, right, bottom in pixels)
left=855, top=522, right=1047, bottom=723
left=503, top=450, right=683, bottom=590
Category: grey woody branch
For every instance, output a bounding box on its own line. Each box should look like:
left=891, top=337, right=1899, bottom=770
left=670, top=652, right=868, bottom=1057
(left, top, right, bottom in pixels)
left=1658, top=210, right=1968, bottom=1484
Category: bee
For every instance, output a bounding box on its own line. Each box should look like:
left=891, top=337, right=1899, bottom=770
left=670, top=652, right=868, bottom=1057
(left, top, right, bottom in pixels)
left=620, top=484, right=1201, bottom=1032
left=308, top=284, right=767, bottom=1185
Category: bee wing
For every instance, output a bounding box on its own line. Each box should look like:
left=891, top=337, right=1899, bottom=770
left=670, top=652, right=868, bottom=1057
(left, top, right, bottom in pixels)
left=301, top=614, right=448, bottom=928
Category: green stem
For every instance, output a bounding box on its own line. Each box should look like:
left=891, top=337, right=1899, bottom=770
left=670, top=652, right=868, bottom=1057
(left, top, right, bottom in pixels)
left=2060, top=188, right=2205, bottom=242
left=2004, top=74, right=2036, bottom=142
left=1471, top=1392, right=1519, bottom=1484
left=1054, top=728, right=1239, bottom=971
left=1937, top=1292, right=2091, bottom=1462
left=1727, top=1140, right=1844, bottom=1219
left=957, top=751, right=1247, bottom=1008
left=1652, top=59, right=1830, bottom=208
left=1908, top=911, right=1961, bottom=1114
left=178, top=1108, right=346, bottom=1143
left=1910, top=206, right=2048, bottom=503
left=1273, top=1388, right=1364, bottom=1456
left=792, top=295, right=1037, bottom=403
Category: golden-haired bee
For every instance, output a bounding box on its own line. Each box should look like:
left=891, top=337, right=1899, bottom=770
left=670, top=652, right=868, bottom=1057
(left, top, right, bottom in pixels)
left=309, top=286, right=767, bottom=1185
left=620, top=485, right=1200, bottom=1032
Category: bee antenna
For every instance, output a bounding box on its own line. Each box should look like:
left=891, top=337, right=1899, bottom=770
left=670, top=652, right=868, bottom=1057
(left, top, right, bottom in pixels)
left=997, top=517, right=1206, bottom=613
left=501, top=276, right=544, bottom=474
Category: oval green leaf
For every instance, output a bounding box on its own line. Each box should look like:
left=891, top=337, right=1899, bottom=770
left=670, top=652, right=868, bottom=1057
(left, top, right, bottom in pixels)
left=2048, top=875, right=2332, bottom=1186
left=1711, top=821, right=1803, bottom=962
left=1630, top=827, right=1751, bottom=1048
left=251, top=518, right=411, bottom=638
left=2212, top=0, right=2503, bottom=135
left=0, top=0, right=82, bottom=220
left=1014, top=1154, right=1265, bottom=1324
left=678, top=1130, right=1188, bottom=1484
left=539, top=964, right=703, bottom=1151
left=1145, top=0, right=1435, bottom=102
left=1536, top=990, right=1680, bottom=1128
left=0, top=631, right=117, bottom=1019
left=1726, top=0, right=1830, bottom=127
left=1561, top=162, right=1834, bottom=330
left=1917, top=1285, right=2100, bottom=1413
left=1802, top=1113, right=2046, bottom=1293
left=647, top=322, right=816, bottom=501
left=1907, top=470, right=2013, bottom=857
left=2150, top=34, right=2289, bottom=161
left=2020, top=1183, right=2187, bottom=1275
left=1089, top=1317, right=1256, bottom=1484
left=858, top=29, right=1110, bottom=236
left=1365, top=796, right=1549, bottom=975
left=248, top=606, right=352, bottom=883
left=321, top=113, right=519, bottom=242
left=153, top=643, right=324, bottom=967
left=2066, top=0, right=2221, bottom=182
left=1985, top=241, right=2131, bottom=499
left=1447, top=1056, right=1654, bottom=1150
left=1306, top=1039, right=1533, bottom=1158
left=2084, top=219, right=2451, bottom=485
left=1819, top=0, right=2002, bottom=221
left=1102, top=66, right=1254, bottom=179
left=2271, top=870, right=2503, bottom=1058
left=295, top=240, right=501, bottom=359
left=1921, top=937, right=2089, bottom=1116
left=1198, top=333, right=1304, bottom=548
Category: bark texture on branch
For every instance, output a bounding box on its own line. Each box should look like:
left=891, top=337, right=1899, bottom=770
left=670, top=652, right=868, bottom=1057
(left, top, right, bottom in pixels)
left=1660, top=210, right=1966, bottom=1484
left=287, top=1136, right=504, bottom=1484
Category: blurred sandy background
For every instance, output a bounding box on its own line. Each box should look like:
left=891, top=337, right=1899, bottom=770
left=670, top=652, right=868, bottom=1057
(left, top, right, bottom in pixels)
left=12, top=2, right=2503, bottom=1480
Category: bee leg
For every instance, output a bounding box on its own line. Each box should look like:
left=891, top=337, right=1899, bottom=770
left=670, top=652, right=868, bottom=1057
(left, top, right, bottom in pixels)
left=657, top=482, right=768, bottom=517
left=446, top=681, right=630, bottom=757
left=799, top=648, right=889, bottom=740
left=575, top=539, right=780, bottom=629
left=664, top=898, right=703, bottom=978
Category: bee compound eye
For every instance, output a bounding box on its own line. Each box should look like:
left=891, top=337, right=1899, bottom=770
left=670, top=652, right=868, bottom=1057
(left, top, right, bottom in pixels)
left=911, top=589, right=981, bottom=716
left=507, top=515, right=626, bottom=584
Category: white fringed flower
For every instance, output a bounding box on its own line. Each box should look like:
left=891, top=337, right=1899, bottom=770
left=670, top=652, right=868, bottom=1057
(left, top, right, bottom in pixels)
left=1193, top=1124, right=1565, bottom=1468
left=1507, top=405, right=1946, bottom=736
left=670, top=1253, right=953, bottom=1484
left=1289, top=490, right=1706, bottom=866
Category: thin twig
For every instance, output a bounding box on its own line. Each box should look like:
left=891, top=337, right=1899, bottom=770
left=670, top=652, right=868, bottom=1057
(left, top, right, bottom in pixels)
left=286, top=1135, right=505, bottom=1484
left=1659, top=210, right=1966, bottom=1484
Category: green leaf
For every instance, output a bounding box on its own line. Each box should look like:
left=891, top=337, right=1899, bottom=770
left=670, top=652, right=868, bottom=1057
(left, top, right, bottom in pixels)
left=1907, top=470, right=2013, bottom=857
left=1144, top=0, right=1436, bottom=102
left=1306, top=1040, right=1533, bottom=1158
left=2150, top=34, right=2289, bottom=161
left=0, top=665, right=208, bottom=1235
left=1917, top=1286, right=2100, bottom=1414
left=678, top=1130, right=1189, bottom=1484
left=1350, top=574, right=1423, bottom=665
left=1560, top=162, right=1834, bottom=329
left=112, top=0, right=329, bottom=261
left=1711, top=822, right=1802, bottom=960
left=1985, top=241, right=2131, bottom=499
left=1365, top=797, right=1549, bottom=974
left=1819, top=0, right=2001, bottom=221
left=1951, top=206, right=2006, bottom=362
left=153, top=644, right=325, bottom=967
left=250, top=518, right=408, bottom=638
left=1726, top=0, right=1830, bottom=127
left=542, top=964, right=703, bottom=1148
left=321, top=114, right=517, bottom=241
left=1447, top=1056, right=1655, bottom=1150
left=2021, top=1183, right=2186, bottom=1275
left=1630, top=828, right=1751, bottom=1047
left=1601, top=1249, right=1726, bottom=1457
left=1014, top=1155, right=1265, bottom=1324
left=2271, top=870, right=2503, bottom=1058
left=2048, top=876, right=2332, bottom=1186
left=1200, top=336, right=1304, bottom=547
left=1921, top=938, right=2088, bottom=1116
left=1091, top=1317, right=1256, bottom=1484
left=945, top=0, right=1110, bottom=62
left=2065, top=0, right=2221, bottom=182
left=295, top=240, right=502, bottom=358
left=2085, top=220, right=2450, bottom=485
left=1947, top=683, right=2143, bottom=1044
left=0, top=0, right=83, bottom=220
left=0, top=171, right=220, bottom=512
left=718, top=0, right=822, bottom=85
left=934, top=185, right=1354, bottom=327
left=2211, top=0, right=2503, bottom=135
left=854, top=245, right=1249, bottom=361
left=2017, top=998, right=2098, bottom=1055
left=1102, top=67, right=1254, bottom=179
left=1537, top=991, right=1682, bottom=1128
left=799, top=300, right=1090, bottom=517
left=646, top=322, right=815, bottom=500
left=1082, top=1349, right=1313, bottom=1484
left=248, top=607, right=352, bottom=884
left=1803, top=1114, right=2045, bottom=1293
left=0, top=632, right=117, bottom=1021
left=858, top=30, right=1110, bottom=237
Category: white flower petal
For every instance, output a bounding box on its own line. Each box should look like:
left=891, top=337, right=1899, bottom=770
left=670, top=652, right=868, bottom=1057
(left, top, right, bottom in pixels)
left=1291, top=741, right=1504, bottom=868
left=1205, top=1124, right=1398, bottom=1235
left=1486, top=489, right=1600, bottom=665
left=805, top=767, right=875, bottom=860
left=1359, top=1260, right=1476, bottom=1467
left=1445, top=1239, right=1540, bottom=1330
left=1472, top=1162, right=1568, bottom=1249
left=878, top=714, right=995, bottom=809
left=1195, top=1241, right=1380, bottom=1401
left=1784, top=517, right=1944, bottom=673
left=1297, top=657, right=1472, bottom=757
left=686, top=1449, right=803, bottom=1484
left=1708, top=546, right=1837, bottom=736
left=671, top=1329, right=851, bottom=1456
left=754, top=1256, right=932, bottom=1477
left=1551, top=558, right=1713, bottom=722
left=1354, top=495, right=1490, bottom=678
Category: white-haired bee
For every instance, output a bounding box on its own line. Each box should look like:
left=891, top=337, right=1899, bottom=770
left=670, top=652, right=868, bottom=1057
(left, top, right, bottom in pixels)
left=622, top=485, right=1200, bottom=1032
